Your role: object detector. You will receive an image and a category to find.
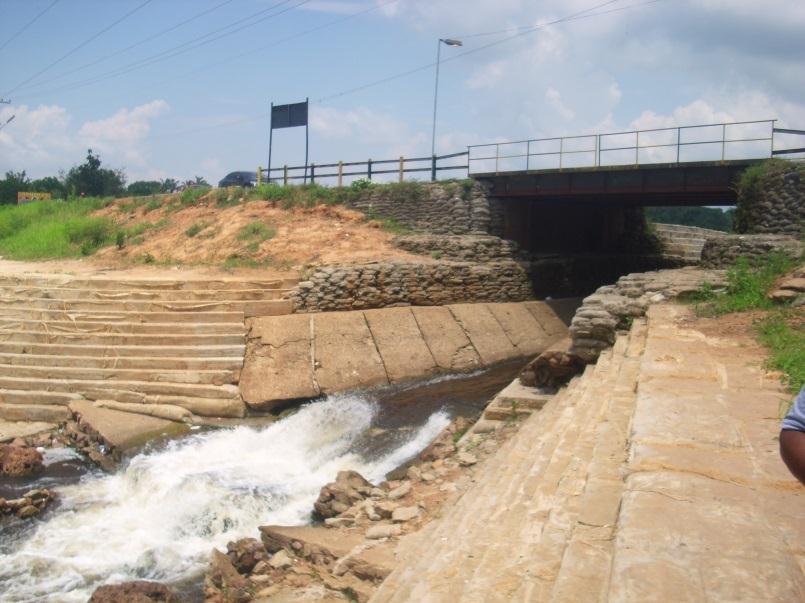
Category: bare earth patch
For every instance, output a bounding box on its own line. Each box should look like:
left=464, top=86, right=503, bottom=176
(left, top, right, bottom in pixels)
left=93, top=196, right=426, bottom=270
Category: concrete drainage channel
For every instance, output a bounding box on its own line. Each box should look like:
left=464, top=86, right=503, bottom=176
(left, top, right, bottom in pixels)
left=0, top=274, right=298, bottom=450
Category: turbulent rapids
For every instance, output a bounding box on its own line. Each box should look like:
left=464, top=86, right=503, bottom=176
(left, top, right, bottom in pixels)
left=0, top=396, right=450, bottom=602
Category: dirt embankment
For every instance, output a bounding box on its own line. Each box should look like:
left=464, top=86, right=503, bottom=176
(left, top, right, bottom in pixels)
left=93, top=193, right=426, bottom=270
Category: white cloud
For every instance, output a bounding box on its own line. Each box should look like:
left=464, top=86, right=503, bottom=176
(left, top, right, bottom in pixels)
left=0, top=100, right=170, bottom=180
left=78, top=100, right=169, bottom=153
left=545, top=87, right=575, bottom=121
left=302, top=1, right=366, bottom=14
left=466, top=60, right=507, bottom=90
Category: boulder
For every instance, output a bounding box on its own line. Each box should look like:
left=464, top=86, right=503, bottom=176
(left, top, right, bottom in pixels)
left=204, top=549, right=253, bottom=603
left=391, top=506, right=420, bottom=523
left=313, top=470, right=373, bottom=519
left=0, top=445, right=44, bottom=476
left=387, top=481, right=411, bottom=501
left=88, top=581, right=180, bottom=603
left=226, top=537, right=267, bottom=574
left=365, top=524, right=401, bottom=540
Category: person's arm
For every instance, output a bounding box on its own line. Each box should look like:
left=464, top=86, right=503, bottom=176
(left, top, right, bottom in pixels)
left=780, top=386, right=805, bottom=485
left=780, top=430, right=805, bottom=485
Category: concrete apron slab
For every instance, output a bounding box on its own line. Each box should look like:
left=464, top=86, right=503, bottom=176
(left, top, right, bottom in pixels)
left=241, top=302, right=567, bottom=411
left=69, top=400, right=190, bottom=453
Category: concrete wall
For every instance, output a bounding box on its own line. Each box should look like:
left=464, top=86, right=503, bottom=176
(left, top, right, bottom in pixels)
left=240, top=301, right=568, bottom=410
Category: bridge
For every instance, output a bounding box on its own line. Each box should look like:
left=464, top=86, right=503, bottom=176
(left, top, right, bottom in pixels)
left=467, top=119, right=805, bottom=206
left=262, top=119, right=803, bottom=208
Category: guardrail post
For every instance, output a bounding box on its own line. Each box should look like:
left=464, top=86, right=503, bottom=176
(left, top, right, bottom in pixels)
left=338, top=161, right=343, bottom=187
left=311, top=163, right=316, bottom=184
left=399, top=156, right=405, bottom=182
left=597, top=135, right=601, bottom=167
left=431, top=155, right=437, bottom=181
left=367, top=159, right=373, bottom=181
left=495, top=145, right=500, bottom=174
left=257, top=167, right=262, bottom=186
left=526, top=141, right=530, bottom=171
left=559, top=138, right=563, bottom=169
left=635, top=131, right=639, bottom=165
left=676, top=127, right=681, bottom=163
left=721, top=124, right=726, bottom=161
left=283, top=165, right=288, bottom=186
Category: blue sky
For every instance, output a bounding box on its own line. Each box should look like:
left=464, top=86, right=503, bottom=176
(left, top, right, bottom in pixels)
left=1, top=0, right=804, bottom=185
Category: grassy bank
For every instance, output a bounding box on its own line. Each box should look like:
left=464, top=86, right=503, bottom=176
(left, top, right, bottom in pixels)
left=0, top=197, right=118, bottom=259
left=694, top=251, right=804, bottom=396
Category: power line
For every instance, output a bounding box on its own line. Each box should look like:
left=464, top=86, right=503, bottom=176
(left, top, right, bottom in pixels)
left=316, top=0, right=663, bottom=103
left=12, top=0, right=312, bottom=100
left=16, top=0, right=238, bottom=91
left=2, top=0, right=155, bottom=98
left=146, top=0, right=660, bottom=141
left=0, top=0, right=60, bottom=53
left=117, top=0, right=404, bottom=99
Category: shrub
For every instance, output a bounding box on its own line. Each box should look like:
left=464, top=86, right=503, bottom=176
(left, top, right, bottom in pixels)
left=185, top=222, right=206, bottom=237
left=236, top=221, right=275, bottom=242
left=180, top=187, right=208, bottom=206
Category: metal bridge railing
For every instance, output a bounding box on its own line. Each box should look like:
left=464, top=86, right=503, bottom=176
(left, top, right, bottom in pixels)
left=467, top=119, right=805, bottom=175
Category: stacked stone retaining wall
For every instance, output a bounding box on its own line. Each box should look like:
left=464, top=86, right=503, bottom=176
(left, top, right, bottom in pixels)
left=700, top=234, right=803, bottom=268
left=392, top=234, right=522, bottom=263
left=735, top=160, right=804, bottom=237
left=347, top=181, right=492, bottom=235
left=292, top=261, right=533, bottom=313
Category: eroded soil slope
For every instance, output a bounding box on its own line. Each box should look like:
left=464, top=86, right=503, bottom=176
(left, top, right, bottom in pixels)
left=93, top=193, right=426, bottom=269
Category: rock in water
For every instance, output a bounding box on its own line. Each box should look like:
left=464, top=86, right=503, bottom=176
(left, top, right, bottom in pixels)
left=226, top=537, right=267, bottom=574
left=88, top=581, right=180, bottom=603
left=313, top=470, right=373, bottom=519
left=0, top=445, right=44, bottom=476
left=204, top=549, right=253, bottom=603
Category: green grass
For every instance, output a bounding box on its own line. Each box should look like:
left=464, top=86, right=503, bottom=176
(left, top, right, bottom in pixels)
left=693, top=252, right=799, bottom=316
left=756, top=312, right=805, bottom=396
left=179, top=187, right=208, bottom=206
left=223, top=254, right=272, bottom=270
left=691, top=250, right=804, bottom=400
left=0, top=197, right=119, bottom=259
left=185, top=222, right=208, bottom=237
left=236, top=221, right=275, bottom=242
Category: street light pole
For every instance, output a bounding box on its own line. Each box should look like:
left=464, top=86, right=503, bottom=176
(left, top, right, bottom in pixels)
left=431, top=38, right=462, bottom=158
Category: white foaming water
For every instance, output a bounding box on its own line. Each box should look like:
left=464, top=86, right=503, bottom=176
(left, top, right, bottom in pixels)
left=0, top=395, right=449, bottom=603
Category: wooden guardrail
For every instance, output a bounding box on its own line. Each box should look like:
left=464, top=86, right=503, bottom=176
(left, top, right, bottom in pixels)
left=258, top=151, right=469, bottom=186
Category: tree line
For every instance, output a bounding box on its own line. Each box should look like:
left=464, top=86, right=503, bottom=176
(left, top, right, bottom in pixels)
left=0, top=149, right=210, bottom=205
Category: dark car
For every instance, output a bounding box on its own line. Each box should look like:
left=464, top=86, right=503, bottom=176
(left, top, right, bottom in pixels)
left=218, top=171, right=259, bottom=188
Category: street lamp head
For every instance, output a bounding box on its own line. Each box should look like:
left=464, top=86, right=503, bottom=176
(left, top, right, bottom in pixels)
left=441, top=38, right=463, bottom=47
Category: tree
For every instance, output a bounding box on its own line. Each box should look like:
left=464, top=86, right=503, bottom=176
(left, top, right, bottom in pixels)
left=193, top=176, right=210, bottom=186
left=31, top=176, right=66, bottom=199
left=160, top=178, right=178, bottom=193
left=127, top=180, right=162, bottom=196
left=0, top=170, right=30, bottom=205
left=65, top=149, right=126, bottom=197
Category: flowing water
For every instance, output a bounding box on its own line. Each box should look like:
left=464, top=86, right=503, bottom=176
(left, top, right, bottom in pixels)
left=0, top=364, right=520, bottom=603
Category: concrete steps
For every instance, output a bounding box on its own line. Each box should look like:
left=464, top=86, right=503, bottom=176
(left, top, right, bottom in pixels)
left=0, top=342, right=244, bottom=358
left=371, top=321, right=648, bottom=603
left=0, top=285, right=293, bottom=301
left=0, top=296, right=292, bottom=317
left=0, top=272, right=297, bottom=425
left=0, top=353, right=242, bottom=370
left=0, top=318, right=246, bottom=335
left=0, top=330, right=246, bottom=346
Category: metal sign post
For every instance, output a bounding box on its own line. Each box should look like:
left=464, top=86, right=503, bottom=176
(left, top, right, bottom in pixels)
left=268, top=98, right=309, bottom=184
